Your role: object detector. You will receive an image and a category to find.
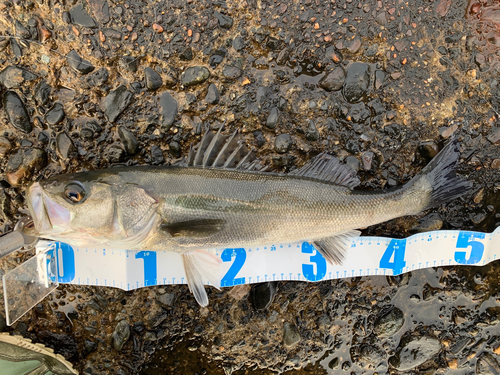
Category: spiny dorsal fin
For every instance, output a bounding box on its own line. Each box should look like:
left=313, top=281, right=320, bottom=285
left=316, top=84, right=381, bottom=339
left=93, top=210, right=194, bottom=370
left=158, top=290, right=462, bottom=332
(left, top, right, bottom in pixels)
left=289, top=152, right=360, bottom=189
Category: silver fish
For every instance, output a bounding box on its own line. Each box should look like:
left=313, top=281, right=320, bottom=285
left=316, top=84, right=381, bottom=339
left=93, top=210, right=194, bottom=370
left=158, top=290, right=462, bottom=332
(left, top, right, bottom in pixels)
left=25, top=130, right=471, bottom=305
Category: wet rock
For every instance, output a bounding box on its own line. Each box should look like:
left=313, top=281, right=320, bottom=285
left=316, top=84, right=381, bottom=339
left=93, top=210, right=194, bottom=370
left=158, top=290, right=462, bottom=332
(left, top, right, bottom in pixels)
left=157, top=292, right=175, bottom=307
left=144, top=67, right=163, bottom=91
left=45, top=103, right=65, bottom=125
left=56, top=132, right=77, bottom=159
left=222, top=65, right=242, bottom=80
left=358, top=344, right=385, bottom=366
left=120, top=56, right=138, bottom=73
left=389, top=335, right=441, bottom=371
left=266, top=107, right=279, bottom=129
left=232, top=37, right=245, bottom=51
left=410, top=213, right=443, bottom=233
left=181, top=66, right=210, bottom=87
left=112, top=320, right=130, bottom=352
left=250, top=282, right=276, bottom=311
left=275, top=134, right=292, bottom=153
left=69, top=4, right=96, bottom=28
left=476, top=352, right=500, bottom=374
left=179, top=47, right=194, bottom=61
left=11, top=39, right=23, bottom=58
left=283, top=322, right=300, bottom=348
left=418, top=140, right=439, bottom=161
left=362, top=151, right=373, bottom=171
left=0, top=137, right=11, bottom=157
left=151, top=145, right=165, bottom=164
left=108, top=145, right=125, bottom=163
left=375, top=70, right=386, bottom=89
left=66, top=50, right=95, bottom=74
left=3, top=91, right=32, bottom=133
left=343, top=63, right=371, bottom=103
left=118, top=126, right=139, bottom=155
left=487, top=128, right=500, bottom=145
left=305, top=120, right=319, bottom=141
left=15, top=20, right=31, bottom=39
left=345, top=156, right=360, bottom=172
left=318, top=66, right=346, bottom=92
left=103, top=85, right=133, bottom=123
left=253, top=130, right=266, bottom=148
left=6, top=148, right=47, bottom=186
left=471, top=212, right=487, bottom=225
left=0, top=66, right=37, bottom=89
left=34, top=81, right=51, bottom=106
left=374, top=307, right=404, bottom=337
left=435, top=0, right=451, bottom=17
left=87, top=67, right=109, bottom=87
left=87, top=0, right=110, bottom=24
left=205, top=84, right=220, bottom=104
left=375, top=12, right=387, bottom=27
left=159, top=92, right=178, bottom=130
left=214, top=11, right=233, bottom=29
left=169, top=141, right=181, bottom=157
left=84, top=339, right=98, bottom=353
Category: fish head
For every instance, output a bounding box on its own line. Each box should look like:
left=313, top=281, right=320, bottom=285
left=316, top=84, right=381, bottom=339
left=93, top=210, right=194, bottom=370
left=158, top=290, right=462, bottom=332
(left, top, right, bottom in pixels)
left=26, top=172, right=159, bottom=246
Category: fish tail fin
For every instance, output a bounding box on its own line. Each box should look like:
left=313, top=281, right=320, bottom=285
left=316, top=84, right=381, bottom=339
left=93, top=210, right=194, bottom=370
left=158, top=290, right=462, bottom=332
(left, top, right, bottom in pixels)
left=183, top=250, right=222, bottom=307
left=405, top=137, right=471, bottom=213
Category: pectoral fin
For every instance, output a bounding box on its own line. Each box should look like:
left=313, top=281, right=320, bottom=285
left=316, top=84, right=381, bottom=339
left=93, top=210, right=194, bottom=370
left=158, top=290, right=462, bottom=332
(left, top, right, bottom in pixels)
left=313, top=230, right=361, bottom=265
left=160, top=219, right=225, bottom=238
left=183, top=250, right=222, bottom=306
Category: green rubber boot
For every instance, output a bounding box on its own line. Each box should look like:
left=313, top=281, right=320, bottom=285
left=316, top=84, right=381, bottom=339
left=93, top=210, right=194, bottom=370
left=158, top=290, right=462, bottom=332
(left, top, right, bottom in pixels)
left=0, top=333, right=77, bottom=375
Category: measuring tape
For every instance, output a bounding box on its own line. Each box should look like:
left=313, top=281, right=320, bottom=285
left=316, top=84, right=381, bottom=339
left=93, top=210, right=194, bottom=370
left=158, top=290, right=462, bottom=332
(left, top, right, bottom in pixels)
left=3, top=228, right=498, bottom=325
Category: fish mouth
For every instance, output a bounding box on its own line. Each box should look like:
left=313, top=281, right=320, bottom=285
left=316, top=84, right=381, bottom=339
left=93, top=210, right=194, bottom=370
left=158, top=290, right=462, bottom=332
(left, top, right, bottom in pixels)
left=27, top=182, right=70, bottom=234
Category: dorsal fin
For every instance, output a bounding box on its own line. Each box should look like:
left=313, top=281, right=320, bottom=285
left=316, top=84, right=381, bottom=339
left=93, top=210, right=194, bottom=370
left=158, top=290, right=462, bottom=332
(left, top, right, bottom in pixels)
left=289, top=152, right=360, bottom=189
left=187, top=127, right=266, bottom=171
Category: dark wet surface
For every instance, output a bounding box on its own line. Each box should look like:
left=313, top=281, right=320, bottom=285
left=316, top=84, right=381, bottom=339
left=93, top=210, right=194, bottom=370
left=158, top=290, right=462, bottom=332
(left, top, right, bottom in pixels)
left=1, top=0, right=500, bottom=373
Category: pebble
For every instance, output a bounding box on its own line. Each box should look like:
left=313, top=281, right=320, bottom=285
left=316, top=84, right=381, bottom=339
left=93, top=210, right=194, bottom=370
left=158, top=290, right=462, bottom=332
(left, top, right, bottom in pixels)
left=66, top=50, right=95, bottom=74
left=108, top=146, right=125, bottom=163
left=345, top=155, right=360, bottom=172
left=156, top=292, right=175, bottom=307
left=250, top=282, right=276, bottom=310
left=375, top=70, right=386, bottom=89
left=112, top=320, right=130, bottom=352
left=159, top=92, right=178, bottom=130
left=151, top=145, right=165, bottom=164
left=181, top=66, right=210, bottom=87
left=118, top=126, right=139, bottom=155
left=418, top=140, right=439, bottom=161
left=0, top=137, right=11, bottom=157
left=152, top=23, right=163, bottom=33
left=275, top=134, right=292, bottom=153
left=45, top=103, right=65, bottom=125
left=471, top=212, right=487, bottom=225
left=87, top=67, right=109, bottom=87
left=487, top=128, right=500, bottom=144
left=389, top=335, right=441, bottom=371
left=410, top=213, right=443, bottom=233
left=144, top=67, right=163, bottom=91
left=69, top=4, right=96, bottom=28
left=205, top=83, right=220, bottom=105
left=0, top=66, right=37, bottom=89
left=56, top=132, right=77, bottom=159
left=169, top=141, right=181, bottom=157
left=179, top=47, right=194, bottom=61
left=232, top=36, right=245, bottom=51
left=361, top=151, right=373, bottom=170
left=266, top=107, right=279, bottom=129
left=5, top=148, right=47, bottom=186
left=343, top=62, right=371, bottom=103
left=102, top=85, right=134, bottom=123
left=3, top=90, right=32, bottom=133
left=84, top=339, right=97, bottom=353
left=305, top=120, right=319, bottom=141
left=283, top=322, right=300, bottom=348
left=222, top=65, right=243, bottom=79
left=87, top=0, right=110, bottom=24
left=34, top=81, right=51, bottom=106
left=120, top=56, right=138, bottom=73
left=214, top=11, right=233, bottom=29
left=318, top=66, right=346, bottom=92
left=253, top=130, right=266, bottom=148
left=476, top=352, right=500, bottom=374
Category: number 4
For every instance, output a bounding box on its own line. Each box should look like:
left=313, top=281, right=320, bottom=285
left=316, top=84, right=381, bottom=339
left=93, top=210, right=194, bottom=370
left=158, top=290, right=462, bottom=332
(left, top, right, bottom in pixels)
left=379, top=239, right=407, bottom=275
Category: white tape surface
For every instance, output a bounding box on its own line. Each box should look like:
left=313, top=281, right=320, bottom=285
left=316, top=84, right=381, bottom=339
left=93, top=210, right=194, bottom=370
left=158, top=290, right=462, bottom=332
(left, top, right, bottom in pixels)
left=38, top=227, right=500, bottom=290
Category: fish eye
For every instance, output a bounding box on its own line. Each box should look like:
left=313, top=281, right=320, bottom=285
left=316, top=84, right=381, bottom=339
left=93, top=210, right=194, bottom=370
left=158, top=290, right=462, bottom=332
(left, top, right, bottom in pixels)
left=63, top=182, right=86, bottom=204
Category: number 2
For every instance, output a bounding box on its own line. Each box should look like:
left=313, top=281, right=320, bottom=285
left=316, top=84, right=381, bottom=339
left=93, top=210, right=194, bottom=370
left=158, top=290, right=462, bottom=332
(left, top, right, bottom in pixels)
left=221, top=248, right=246, bottom=286
left=455, top=231, right=485, bottom=265
left=379, top=239, right=406, bottom=275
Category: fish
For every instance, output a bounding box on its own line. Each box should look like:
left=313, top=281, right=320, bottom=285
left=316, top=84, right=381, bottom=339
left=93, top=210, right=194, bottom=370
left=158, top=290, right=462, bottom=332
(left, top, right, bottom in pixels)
left=25, top=129, right=471, bottom=306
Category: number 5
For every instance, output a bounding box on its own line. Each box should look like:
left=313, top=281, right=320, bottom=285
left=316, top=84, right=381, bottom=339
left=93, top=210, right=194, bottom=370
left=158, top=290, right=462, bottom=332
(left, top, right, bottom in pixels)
left=455, top=231, right=485, bottom=265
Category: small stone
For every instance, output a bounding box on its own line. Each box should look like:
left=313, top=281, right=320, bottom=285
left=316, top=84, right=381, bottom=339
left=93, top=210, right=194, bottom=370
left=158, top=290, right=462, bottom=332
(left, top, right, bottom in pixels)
left=169, top=141, right=181, bottom=157
left=439, top=124, right=458, bottom=139
left=389, top=335, right=441, bottom=371
left=87, top=0, right=110, bottom=24
left=318, top=66, right=346, bottom=92
left=205, top=84, right=220, bottom=104
left=214, top=11, right=233, bottom=29
left=418, top=140, right=439, bottom=161
left=347, top=38, right=362, bottom=53
left=66, top=50, right=95, bottom=74
left=108, top=146, right=125, bottom=163
left=232, top=36, right=245, bottom=51
left=343, top=62, right=371, bottom=103
left=275, top=134, right=292, bottom=153
left=102, top=85, right=134, bottom=123
left=283, top=322, right=300, bottom=348
left=305, top=120, right=319, bottom=141
left=0, top=137, right=11, bottom=157
left=253, top=130, right=266, bottom=148
left=476, top=352, right=500, bottom=374
left=144, top=67, right=163, bottom=91
left=15, top=20, right=31, bottom=39
left=362, top=151, right=373, bottom=170
left=435, top=0, right=451, bottom=17
left=375, top=12, right=387, bottom=26
left=471, top=212, right=487, bottom=225
left=345, top=156, right=360, bottom=172
left=84, top=339, right=97, bottom=353
left=3, top=91, right=32, bottom=133
left=179, top=47, right=194, bottom=61
left=87, top=67, right=109, bottom=87
left=112, top=320, right=130, bottom=352
left=487, top=128, right=500, bottom=144
left=375, top=70, right=386, bottom=89
left=120, top=56, right=138, bottom=73
left=45, top=103, right=65, bottom=125
left=491, top=159, right=500, bottom=169
left=118, top=126, right=139, bottom=155
left=151, top=145, right=165, bottom=164
left=6, top=148, right=47, bottom=186
left=34, top=81, right=51, bottom=106
left=410, top=213, right=443, bottom=233
left=181, top=66, right=210, bottom=87
left=159, top=92, right=178, bottom=130
left=266, top=107, right=279, bottom=129
left=250, top=282, right=276, bottom=310
left=152, top=23, right=163, bottom=33
left=69, top=4, right=96, bottom=28
left=0, top=66, right=37, bottom=89
left=56, top=132, right=77, bottom=159
left=222, top=65, right=242, bottom=80
left=157, top=292, right=175, bottom=307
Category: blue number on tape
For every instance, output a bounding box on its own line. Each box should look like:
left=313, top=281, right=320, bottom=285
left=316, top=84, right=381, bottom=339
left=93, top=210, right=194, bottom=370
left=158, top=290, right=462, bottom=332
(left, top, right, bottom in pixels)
left=48, top=243, right=76, bottom=283
left=302, top=242, right=326, bottom=281
left=379, top=239, right=406, bottom=275
left=221, top=248, right=246, bottom=286
left=455, top=231, right=485, bottom=265
left=135, top=251, right=157, bottom=286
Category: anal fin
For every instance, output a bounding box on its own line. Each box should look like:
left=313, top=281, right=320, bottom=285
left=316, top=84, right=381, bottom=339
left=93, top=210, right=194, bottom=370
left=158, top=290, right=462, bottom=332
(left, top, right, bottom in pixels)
left=313, top=230, right=361, bottom=265
left=183, top=250, right=222, bottom=306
